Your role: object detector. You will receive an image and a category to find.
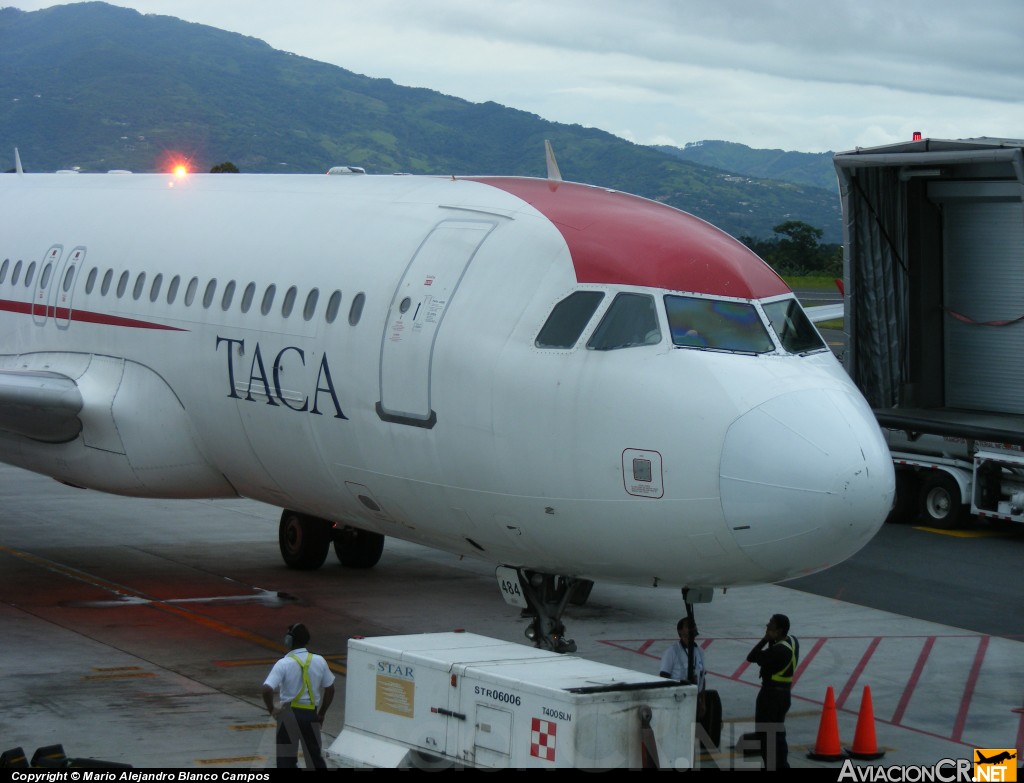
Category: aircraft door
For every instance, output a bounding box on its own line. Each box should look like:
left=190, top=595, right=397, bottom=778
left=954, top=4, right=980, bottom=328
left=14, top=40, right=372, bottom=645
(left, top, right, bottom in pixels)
left=32, top=246, right=63, bottom=325
left=378, top=219, right=495, bottom=426
left=52, top=246, right=85, bottom=328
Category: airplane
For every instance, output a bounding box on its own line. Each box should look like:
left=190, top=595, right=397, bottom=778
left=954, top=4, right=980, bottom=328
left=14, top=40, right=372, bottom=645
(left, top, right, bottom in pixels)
left=976, top=751, right=1016, bottom=765
left=0, top=146, right=895, bottom=651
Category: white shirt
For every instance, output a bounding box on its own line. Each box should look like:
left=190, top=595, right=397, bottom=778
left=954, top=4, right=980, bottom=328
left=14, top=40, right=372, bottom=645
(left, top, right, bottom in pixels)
left=263, top=648, right=336, bottom=707
left=660, top=641, right=706, bottom=691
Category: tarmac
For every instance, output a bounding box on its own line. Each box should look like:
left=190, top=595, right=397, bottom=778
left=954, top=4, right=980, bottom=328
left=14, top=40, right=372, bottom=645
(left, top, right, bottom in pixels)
left=0, top=462, right=1021, bottom=771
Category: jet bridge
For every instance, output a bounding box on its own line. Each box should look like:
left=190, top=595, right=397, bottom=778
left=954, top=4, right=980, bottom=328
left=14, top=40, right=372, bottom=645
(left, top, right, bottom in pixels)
left=834, top=137, right=1024, bottom=527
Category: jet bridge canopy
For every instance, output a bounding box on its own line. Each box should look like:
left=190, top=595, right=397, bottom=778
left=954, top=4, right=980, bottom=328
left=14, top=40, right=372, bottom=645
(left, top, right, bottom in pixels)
left=833, top=137, right=1024, bottom=441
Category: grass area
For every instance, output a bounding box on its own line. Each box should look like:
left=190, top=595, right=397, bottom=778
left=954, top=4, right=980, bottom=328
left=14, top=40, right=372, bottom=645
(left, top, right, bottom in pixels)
left=782, top=275, right=843, bottom=291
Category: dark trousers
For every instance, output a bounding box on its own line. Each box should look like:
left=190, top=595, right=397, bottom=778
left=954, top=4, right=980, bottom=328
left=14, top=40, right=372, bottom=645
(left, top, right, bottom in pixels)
left=754, top=686, right=791, bottom=770
left=275, top=706, right=326, bottom=769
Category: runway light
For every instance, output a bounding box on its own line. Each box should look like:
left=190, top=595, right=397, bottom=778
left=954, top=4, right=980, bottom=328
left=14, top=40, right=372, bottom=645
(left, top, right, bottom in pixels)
left=174, top=164, right=189, bottom=177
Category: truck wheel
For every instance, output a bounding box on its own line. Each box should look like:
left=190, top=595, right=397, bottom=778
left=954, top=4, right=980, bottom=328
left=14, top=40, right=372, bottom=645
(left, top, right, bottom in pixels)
left=917, top=472, right=967, bottom=530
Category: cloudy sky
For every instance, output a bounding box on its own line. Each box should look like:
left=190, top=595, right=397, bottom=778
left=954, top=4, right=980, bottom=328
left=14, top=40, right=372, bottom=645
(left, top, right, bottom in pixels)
left=8, top=0, right=1024, bottom=153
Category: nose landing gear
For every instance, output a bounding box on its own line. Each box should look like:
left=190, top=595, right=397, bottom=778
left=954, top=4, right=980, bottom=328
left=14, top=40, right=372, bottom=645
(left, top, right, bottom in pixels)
left=499, top=568, right=593, bottom=654
left=521, top=572, right=580, bottom=654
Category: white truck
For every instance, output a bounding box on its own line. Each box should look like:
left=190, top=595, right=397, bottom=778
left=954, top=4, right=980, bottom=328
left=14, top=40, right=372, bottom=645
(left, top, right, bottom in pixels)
left=326, top=631, right=699, bottom=769
left=833, top=137, right=1024, bottom=528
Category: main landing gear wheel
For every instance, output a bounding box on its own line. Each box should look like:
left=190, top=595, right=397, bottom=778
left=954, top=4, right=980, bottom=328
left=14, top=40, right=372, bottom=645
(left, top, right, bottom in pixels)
left=278, top=509, right=332, bottom=570
left=918, top=471, right=968, bottom=530
left=333, top=526, right=385, bottom=569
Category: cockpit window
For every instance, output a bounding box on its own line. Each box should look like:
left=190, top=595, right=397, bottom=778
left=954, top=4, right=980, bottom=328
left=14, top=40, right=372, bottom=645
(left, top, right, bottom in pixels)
left=587, top=293, right=661, bottom=351
left=762, top=298, right=827, bottom=354
left=536, top=291, right=605, bottom=349
left=664, top=295, right=774, bottom=353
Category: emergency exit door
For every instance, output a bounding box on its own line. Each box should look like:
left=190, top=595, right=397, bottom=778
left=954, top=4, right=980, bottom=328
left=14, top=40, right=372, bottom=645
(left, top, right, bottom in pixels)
left=378, top=219, right=495, bottom=426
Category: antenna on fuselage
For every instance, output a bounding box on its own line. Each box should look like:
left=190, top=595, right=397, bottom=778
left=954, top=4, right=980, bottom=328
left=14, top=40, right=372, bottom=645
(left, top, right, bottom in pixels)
left=14, top=148, right=24, bottom=175
left=544, top=139, right=562, bottom=182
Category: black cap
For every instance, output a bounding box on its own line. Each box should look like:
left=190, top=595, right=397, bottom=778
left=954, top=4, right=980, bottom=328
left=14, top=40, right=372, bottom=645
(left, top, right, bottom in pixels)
left=287, top=623, right=310, bottom=648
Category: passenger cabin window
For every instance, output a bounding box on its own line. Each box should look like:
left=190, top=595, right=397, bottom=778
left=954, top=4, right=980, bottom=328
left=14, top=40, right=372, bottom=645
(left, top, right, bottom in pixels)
left=762, top=298, right=827, bottom=355
left=325, top=290, right=342, bottom=323
left=202, top=279, right=217, bottom=309
left=664, top=295, right=774, bottom=354
left=0, top=259, right=8, bottom=283
left=536, top=291, right=605, bottom=349
left=303, top=289, right=319, bottom=321
left=185, top=277, right=199, bottom=306
left=24, top=262, right=36, bottom=287
left=116, top=271, right=129, bottom=298
left=149, top=273, right=162, bottom=302
left=85, top=267, right=98, bottom=294
left=587, top=293, right=661, bottom=351
left=282, top=286, right=297, bottom=318
left=221, top=280, right=235, bottom=311
left=40, top=263, right=53, bottom=289
left=348, top=292, right=365, bottom=325
left=132, top=273, right=146, bottom=300
left=241, top=282, right=256, bottom=313
left=167, top=275, right=180, bottom=304
left=11, top=261, right=22, bottom=286
left=62, top=265, right=76, bottom=292
left=261, top=285, right=276, bottom=316
left=101, top=269, right=113, bottom=295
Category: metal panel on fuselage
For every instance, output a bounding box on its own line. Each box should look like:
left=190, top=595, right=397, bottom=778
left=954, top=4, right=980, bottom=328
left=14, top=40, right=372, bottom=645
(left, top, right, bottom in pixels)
left=313, top=205, right=576, bottom=545
left=32, top=245, right=63, bottom=325
left=379, top=219, right=496, bottom=423
left=0, top=175, right=465, bottom=511
left=51, top=245, right=85, bottom=328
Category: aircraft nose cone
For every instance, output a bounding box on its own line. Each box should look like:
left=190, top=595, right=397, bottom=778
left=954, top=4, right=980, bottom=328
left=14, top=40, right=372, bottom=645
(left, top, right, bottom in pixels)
left=720, top=387, right=894, bottom=581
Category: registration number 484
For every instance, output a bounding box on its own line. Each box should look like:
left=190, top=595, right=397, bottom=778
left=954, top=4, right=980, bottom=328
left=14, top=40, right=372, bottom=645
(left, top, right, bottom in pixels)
left=495, top=566, right=528, bottom=608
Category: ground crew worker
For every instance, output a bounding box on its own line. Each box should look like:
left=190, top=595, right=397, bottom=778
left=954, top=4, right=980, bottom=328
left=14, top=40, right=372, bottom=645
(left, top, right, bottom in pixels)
left=659, top=616, right=706, bottom=693
left=746, top=613, right=799, bottom=770
left=262, top=623, right=336, bottom=769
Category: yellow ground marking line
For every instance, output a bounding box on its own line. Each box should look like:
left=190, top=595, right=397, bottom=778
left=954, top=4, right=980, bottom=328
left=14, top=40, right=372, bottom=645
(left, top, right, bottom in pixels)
left=0, top=544, right=346, bottom=674
left=216, top=658, right=283, bottom=667
left=196, top=756, right=265, bottom=765
left=216, top=654, right=347, bottom=670
left=1, top=543, right=150, bottom=597
left=913, top=527, right=1003, bottom=538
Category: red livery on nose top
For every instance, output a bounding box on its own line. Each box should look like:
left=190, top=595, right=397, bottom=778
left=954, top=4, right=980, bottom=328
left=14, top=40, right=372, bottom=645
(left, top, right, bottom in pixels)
left=475, top=177, right=789, bottom=299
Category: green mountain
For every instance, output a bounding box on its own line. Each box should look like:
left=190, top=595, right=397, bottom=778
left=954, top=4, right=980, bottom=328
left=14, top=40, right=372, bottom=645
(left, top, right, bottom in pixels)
left=0, top=2, right=841, bottom=242
left=655, top=140, right=838, bottom=192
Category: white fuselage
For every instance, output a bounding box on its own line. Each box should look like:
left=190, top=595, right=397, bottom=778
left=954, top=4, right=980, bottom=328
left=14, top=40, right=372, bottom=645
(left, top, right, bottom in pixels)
left=0, top=171, right=895, bottom=588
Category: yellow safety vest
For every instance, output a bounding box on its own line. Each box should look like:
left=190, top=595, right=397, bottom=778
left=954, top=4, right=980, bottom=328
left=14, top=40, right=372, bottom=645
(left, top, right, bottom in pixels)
left=770, top=637, right=797, bottom=684
left=288, top=652, right=316, bottom=710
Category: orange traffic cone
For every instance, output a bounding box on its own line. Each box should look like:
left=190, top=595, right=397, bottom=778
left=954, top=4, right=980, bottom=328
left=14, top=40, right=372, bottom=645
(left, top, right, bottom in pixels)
left=846, top=685, right=885, bottom=760
left=807, top=686, right=845, bottom=761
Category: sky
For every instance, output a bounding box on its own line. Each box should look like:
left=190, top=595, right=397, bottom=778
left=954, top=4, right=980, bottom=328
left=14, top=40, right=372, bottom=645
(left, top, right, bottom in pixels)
left=6, top=0, right=1024, bottom=153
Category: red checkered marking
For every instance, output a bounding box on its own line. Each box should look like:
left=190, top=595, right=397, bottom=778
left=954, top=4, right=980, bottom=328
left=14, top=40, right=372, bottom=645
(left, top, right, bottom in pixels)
left=530, top=717, right=556, bottom=762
